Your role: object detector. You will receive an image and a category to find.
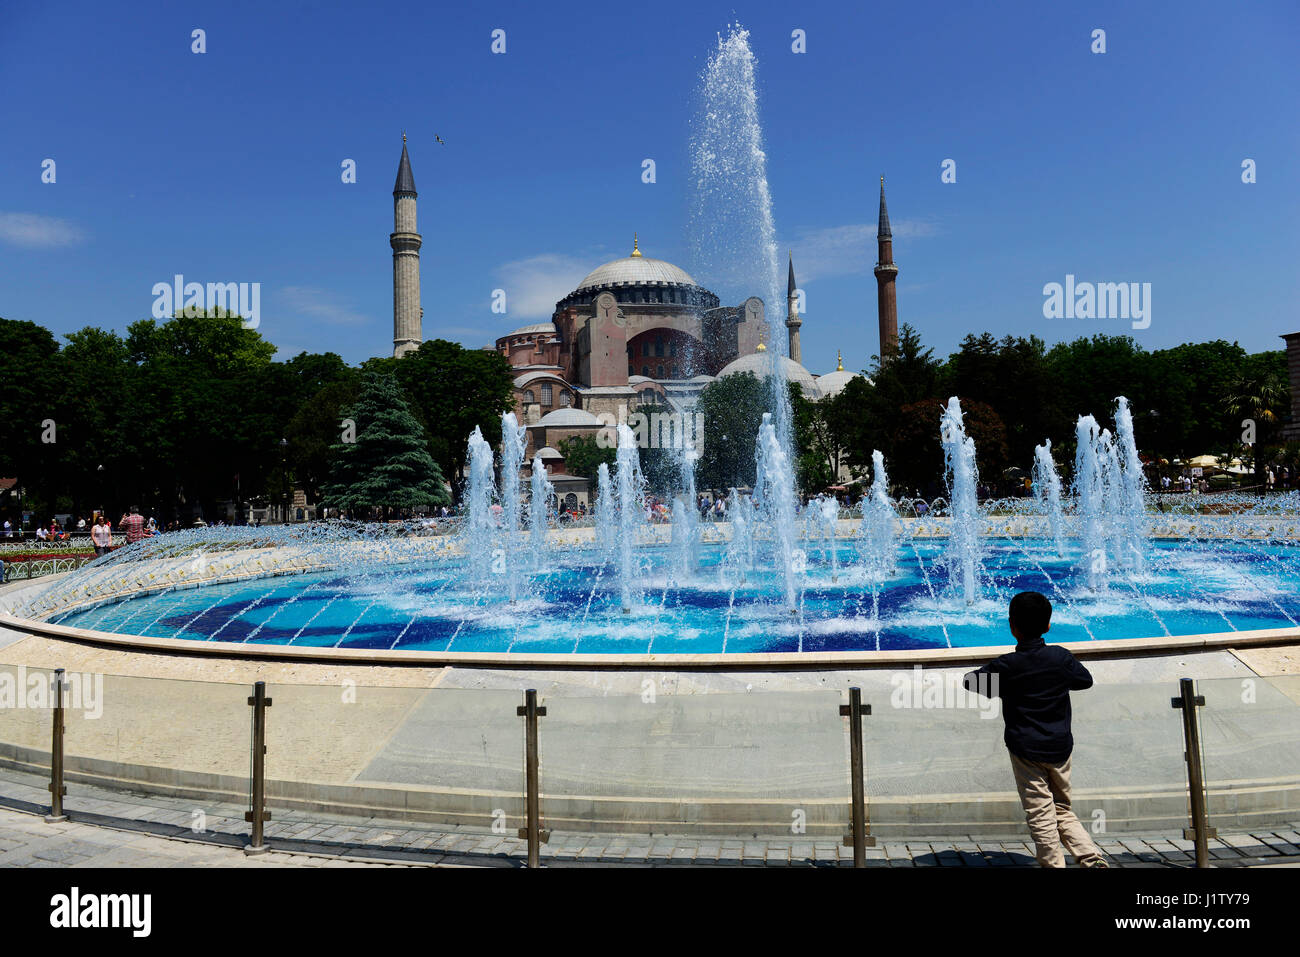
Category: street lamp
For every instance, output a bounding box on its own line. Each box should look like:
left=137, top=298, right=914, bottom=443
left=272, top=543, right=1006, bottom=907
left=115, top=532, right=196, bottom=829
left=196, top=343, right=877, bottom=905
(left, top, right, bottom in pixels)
left=279, top=438, right=289, bottom=524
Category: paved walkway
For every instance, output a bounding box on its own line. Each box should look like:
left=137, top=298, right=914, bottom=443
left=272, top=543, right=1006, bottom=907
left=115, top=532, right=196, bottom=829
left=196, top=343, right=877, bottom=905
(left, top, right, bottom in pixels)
left=1, top=768, right=1297, bottom=868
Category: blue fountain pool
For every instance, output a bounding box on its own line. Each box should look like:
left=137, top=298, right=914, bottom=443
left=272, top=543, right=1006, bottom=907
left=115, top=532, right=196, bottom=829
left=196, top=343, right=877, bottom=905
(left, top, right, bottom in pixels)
left=47, top=538, right=1300, bottom=654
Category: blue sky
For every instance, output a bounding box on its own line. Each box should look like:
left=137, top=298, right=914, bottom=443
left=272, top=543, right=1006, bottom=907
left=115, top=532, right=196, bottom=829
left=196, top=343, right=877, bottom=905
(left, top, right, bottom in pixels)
left=1, top=0, right=1296, bottom=372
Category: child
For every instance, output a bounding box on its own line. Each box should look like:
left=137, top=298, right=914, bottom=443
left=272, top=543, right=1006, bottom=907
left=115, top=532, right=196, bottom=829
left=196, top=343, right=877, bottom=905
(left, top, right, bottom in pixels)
left=964, top=591, right=1108, bottom=868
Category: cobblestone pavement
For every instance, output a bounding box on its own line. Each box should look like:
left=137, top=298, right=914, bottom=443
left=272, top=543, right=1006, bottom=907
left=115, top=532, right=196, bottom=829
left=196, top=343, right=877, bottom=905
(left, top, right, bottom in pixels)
left=0, top=769, right=1297, bottom=868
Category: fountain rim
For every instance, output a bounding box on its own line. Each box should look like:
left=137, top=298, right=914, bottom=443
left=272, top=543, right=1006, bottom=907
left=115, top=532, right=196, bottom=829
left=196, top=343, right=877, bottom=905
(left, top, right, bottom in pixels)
left=2, top=612, right=1296, bottom=670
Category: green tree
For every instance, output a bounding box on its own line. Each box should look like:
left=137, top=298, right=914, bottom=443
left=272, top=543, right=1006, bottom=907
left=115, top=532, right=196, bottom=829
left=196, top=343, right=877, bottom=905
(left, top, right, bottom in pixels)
left=0, top=318, right=61, bottom=522
left=1226, top=370, right=1289, bottom=493
left=694, top=372, right=770, bottom=491
left=556, top=434, right=616, bottom=482
left=123, top=309, right=278, bottom=521
left=386, top=339, right=516, bottom=484
left=323, top=371, right=451, bottom=512
left=285, top=379, right=361, bottom=504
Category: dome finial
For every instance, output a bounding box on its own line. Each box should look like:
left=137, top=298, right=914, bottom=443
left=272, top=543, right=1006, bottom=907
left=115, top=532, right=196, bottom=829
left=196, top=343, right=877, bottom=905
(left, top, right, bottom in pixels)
left=402, top=130, right=407, bottom=144
left=836, top=349, right=843, bottom=372
left=630, top=232, right=642, bottom=257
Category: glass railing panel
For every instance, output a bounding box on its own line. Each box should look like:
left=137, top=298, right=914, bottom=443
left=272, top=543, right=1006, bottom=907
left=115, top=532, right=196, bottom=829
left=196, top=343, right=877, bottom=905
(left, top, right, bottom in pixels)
left=538, top=690, right=850, bottom=853
left=263, top=684, right=526, bottom=851
left=860, top=671, right=1186, bottom=844
left=0, top=662, right=59, bottom=797
left=1196, top=674, right=1300, bottom=841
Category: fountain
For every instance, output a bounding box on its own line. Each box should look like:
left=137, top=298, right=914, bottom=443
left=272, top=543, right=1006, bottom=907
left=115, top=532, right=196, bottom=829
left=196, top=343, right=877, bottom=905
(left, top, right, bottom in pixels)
left=12, top=389, right=1300, bottom=656
left=755, top=412, right=801, bottom=612
left=594, top=463, right=616, bottom=558
left=1033, top=440, right=1066, bottom=556
left=528, top=455, right=553, bottom=572
left=499, top=413, right=527, bottom=602
left=615, top=423, right=646, bottom=614
left=858, top=450, right=899, bottom=602
left=463, top=427, right=496, bottom=584
left=689, top=24, right=792, bottom=458
left=939, top=397, right=983, bottom=605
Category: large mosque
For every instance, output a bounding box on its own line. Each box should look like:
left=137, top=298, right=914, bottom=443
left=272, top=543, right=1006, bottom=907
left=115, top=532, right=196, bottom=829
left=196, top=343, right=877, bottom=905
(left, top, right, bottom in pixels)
left=389, top=143, right=901, bottom=503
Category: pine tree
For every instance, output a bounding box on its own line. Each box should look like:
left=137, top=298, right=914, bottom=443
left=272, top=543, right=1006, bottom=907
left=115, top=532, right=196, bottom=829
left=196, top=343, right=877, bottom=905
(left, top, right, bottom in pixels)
left=322, top=371, right=451, bottom=511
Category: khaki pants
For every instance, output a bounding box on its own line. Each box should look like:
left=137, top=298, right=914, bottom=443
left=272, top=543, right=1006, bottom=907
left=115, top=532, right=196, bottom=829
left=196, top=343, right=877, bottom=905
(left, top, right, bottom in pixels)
left=1009, top=752, right=1102, bottom=867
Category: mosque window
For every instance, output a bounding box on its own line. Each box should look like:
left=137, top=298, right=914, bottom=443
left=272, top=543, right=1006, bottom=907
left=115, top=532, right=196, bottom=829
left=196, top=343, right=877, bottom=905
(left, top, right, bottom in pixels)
left=524, top=390, right=535, bottom=404
left=655, top=337, right=664, bottom=357
left=672, top=365, right=679, bottom=378
left=542, top=384, right=553, bottom=406
left=642, top=341, right=650, bottom=357
left=656, top=364, right=664, bottom=378
left=560, top=391, right=571, bottom=407
left=669, top=340, right=676, bottom=357
left=641, top=365, right=650, bottom=377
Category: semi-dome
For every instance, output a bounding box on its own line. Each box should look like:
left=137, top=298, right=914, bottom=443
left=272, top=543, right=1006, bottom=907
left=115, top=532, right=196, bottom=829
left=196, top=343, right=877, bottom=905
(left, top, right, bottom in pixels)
left=717, top=352, right=821, bottom=399
left=816, top=369, right=870, bottom=398
left=537, top=408, right=602, bottom=427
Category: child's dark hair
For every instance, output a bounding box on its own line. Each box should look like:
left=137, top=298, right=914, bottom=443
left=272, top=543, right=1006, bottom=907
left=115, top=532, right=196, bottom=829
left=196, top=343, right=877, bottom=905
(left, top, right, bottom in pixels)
left=1009, top=590, right=1052, bottom=638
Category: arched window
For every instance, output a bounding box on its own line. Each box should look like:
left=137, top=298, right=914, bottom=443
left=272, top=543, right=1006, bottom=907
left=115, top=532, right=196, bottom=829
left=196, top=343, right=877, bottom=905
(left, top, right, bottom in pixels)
left=541, top=384, right=553, bottom=406
left=560, top=391, right=571, bottom=407
left=669, top=340, right=676, bottom=357
left=524, top=390, right=535, bottom=404
left=642, top=341, right=650, bottom=357
left=654, top=337, right=664, bottom=357
left=656, top=364, right=664, bottom=378
left=671, top=365, right=679, bottom=378
left=641, top=365, right=650, bottom=377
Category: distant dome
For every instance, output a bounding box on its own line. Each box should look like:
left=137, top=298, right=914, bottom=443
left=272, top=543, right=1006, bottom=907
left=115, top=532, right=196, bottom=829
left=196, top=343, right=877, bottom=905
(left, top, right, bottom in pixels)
left=534, top=447, right=563, bottom=459
left=537, top=408, right=602, bottom=427
left=816, top=369, right=869, bottom=398
left=507, top=321, right=556, bottom=336
left=575, top=256, right=699, bottom=292
left=717, top=353, right=821, bottom=399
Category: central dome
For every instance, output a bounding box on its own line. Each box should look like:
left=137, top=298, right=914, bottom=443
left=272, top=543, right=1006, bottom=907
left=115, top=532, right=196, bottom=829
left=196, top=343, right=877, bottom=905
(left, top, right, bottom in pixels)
left=574, top=255, right=699, bottom=292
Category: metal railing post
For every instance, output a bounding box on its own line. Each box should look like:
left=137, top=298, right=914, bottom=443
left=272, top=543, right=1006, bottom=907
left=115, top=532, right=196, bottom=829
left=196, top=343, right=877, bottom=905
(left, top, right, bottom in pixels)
left=840, top=686, right=874, bottom=866
left=516, top=688, right=548, bottom=868
left=1171, top=677, right=1214, bottom=868
left=245, top=681, right=272, bottom=855
left=45, top=669, right=67, bottom=823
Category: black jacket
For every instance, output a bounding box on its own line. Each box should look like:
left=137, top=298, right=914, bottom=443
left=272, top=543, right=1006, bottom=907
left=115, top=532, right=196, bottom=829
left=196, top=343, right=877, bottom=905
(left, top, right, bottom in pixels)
left=963, top=637, right=1093, bottom=763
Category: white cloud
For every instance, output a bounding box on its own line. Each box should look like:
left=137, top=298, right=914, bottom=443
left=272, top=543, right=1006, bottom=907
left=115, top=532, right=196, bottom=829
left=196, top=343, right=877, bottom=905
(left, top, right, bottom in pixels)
left=280, top=285, right=370, bottom=325
left=788, top=219, right=938, bottom=282
left=493, top=253, right=590, bottom=320
left=0, top=212, right=86, bottom=248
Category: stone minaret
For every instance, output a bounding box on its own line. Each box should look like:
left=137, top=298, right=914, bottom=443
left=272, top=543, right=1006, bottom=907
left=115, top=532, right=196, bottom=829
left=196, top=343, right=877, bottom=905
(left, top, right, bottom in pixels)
left=391, top=134, right=423, bottom=357
left=785, top=250, right=802, bottom=364
left=874, top=176, right=899, bottom=361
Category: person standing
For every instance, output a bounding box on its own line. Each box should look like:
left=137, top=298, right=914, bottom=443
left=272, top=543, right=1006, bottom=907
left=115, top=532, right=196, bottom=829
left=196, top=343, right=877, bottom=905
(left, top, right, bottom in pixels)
left=119, top=505, right=146, bottom=545
left=91, top=514, right=112, bottom=557
left=963, top=591, right=1107, bottom=868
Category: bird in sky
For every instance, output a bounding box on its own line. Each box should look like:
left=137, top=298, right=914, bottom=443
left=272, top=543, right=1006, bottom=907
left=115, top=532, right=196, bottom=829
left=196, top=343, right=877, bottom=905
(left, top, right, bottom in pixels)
left=435, top=134, right=446, bottom=145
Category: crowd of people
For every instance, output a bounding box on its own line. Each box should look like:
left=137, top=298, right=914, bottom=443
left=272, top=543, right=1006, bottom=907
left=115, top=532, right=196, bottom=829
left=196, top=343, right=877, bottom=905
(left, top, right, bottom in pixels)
left=1, top=506, right=162, bottom=554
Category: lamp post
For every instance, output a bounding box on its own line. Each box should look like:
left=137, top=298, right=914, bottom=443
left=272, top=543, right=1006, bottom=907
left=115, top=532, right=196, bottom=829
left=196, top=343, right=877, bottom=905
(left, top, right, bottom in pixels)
left=279, top=438, right=289, bottom=524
